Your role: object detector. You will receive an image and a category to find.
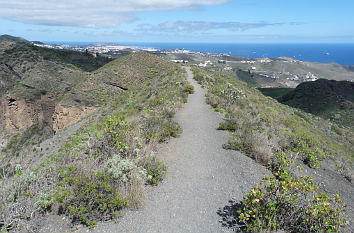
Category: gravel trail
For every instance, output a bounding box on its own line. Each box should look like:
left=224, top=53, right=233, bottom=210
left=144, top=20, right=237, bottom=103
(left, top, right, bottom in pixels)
left=84, top=67, right=268, bottom=233
left=42, top=67, right=267, bottom=233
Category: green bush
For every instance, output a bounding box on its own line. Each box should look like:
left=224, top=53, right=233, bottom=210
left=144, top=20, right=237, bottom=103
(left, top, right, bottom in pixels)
left=214, top=108, right=223, bottom=113
left=238, top=153, right=346, bottom=232
left=183, top=84, right=195, bottom=94
left=238, top=175, right=346, bottom=232
left=289, top=136, right=326, bottom=168
left=193, top=73, right=204, bottom=84
left=55, top=167, right=128, bottom=227
left=158, top=119, right=182, bottom=142
left=143, top=157, right=167, bottom=186
left=218, top=120, right=238, bottom=131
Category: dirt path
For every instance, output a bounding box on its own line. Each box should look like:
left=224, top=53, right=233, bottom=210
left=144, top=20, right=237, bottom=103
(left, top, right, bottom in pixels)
left=78, top=67, right=267, bottom=233
left=41, top=67, right=267, bottom=233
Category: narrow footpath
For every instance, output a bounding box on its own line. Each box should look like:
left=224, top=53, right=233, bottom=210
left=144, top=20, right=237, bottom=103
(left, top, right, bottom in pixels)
left=84, top=67, right=267, bottom=233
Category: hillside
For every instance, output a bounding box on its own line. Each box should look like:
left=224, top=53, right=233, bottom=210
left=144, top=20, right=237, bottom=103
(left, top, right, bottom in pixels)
left=279, top=79, right=354, bottom=129
left=0, top=38, right=353, bottom=232
left=0, top=40, right=111, bottom=100
left=227, top=57, right=354, bottom=88
left=164, top=52, right=354, bottom=88
left=192, top=66, right=353, bottom=231
left=0, top=39, right=115, bottom=140
left=0, top=61, right=22, bottom=94
left=0, top=51, right=192, bottom=232
left=0, top=34, right=29, bottom=43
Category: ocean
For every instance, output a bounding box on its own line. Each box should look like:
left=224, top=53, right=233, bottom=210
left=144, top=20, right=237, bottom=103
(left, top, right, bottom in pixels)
left=45, top=42, right=354, bottom=66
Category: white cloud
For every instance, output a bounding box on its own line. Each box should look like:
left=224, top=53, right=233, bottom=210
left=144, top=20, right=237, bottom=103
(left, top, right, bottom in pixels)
left=138, top=21, right=303, bottom=32
left=0, top=0, right=228, bottom=27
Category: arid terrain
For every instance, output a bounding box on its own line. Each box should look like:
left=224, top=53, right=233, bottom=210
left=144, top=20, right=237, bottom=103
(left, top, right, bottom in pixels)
left=0, top=36, right=353, bottom=233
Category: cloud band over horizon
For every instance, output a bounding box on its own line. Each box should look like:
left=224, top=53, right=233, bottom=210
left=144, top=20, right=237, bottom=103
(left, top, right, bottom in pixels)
left=0, top=0, right=229, bottom=27
left=138, top=21, right=303, bottom=33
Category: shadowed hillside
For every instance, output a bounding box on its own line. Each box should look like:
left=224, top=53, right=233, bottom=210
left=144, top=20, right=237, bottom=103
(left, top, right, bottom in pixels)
left=279, top=79, right=354, bottom=129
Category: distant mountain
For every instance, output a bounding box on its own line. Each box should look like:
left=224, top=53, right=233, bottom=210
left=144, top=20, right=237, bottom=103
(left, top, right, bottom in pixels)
left=279, top=79, right=354, bottom=129
left=0, top=34, right=29, bottom=43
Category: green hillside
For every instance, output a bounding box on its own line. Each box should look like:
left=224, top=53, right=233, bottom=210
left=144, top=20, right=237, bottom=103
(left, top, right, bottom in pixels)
left=0, top=40, right=112, bottom=100
left=0, top=34, right=29, bottom=43
left=279, top=79, right=354, bottom=130
left=0, top=52, right=192, bottom=231
left=258, top=87, right=294, bottom=99
left=193, top=68, right=353, bottom=166
left=192, top=67, right=353, bottom=232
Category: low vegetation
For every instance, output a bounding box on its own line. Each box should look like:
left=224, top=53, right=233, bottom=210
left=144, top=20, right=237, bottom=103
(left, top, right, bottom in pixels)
left=192, top=67, right=353, bottom=232
left=0, top=52, right=192, bottom=231
left=239, top=153, right=346, bottom=232
left=193, top=67, right=353, bottom=169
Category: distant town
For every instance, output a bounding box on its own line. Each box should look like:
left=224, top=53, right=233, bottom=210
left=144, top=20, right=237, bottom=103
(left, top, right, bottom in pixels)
left=32, top=42, right=353, bottom=85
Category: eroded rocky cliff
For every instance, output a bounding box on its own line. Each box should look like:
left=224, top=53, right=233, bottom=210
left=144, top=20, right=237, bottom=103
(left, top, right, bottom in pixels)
left=0, top=94, right=96, bottom=135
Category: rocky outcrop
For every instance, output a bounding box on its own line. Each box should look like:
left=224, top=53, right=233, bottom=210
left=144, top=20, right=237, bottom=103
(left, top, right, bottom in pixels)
left=0, top=94, right=96, bottom=134
left=38, top=94, right=56, bottom=135
left=0, top=96, right=40, bottom=131
left=53, top=105, right=96, bottom=132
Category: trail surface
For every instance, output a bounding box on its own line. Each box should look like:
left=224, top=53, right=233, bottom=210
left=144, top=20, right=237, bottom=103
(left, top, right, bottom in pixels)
left=42, top=67, right=267, bottom=233
left=91, top=67, right=267, bottom=233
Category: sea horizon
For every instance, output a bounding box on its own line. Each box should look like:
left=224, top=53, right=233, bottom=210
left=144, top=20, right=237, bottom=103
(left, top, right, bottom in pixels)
left=44, top=41, right=354, bottom=66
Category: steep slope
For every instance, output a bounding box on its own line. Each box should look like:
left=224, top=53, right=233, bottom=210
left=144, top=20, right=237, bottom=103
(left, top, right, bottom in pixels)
left=60, top=51, right=184, bottom=106
left=0, top=52, right=193, bottom=232
left=192, top=67, right=353, bottom=232
left=0, top=61, right=21, bottom=95
left=0, top=39, right=114, bottom=136
left=0, top=40, right=111, bottom=99
left=279, top=79, right=354, bottom=129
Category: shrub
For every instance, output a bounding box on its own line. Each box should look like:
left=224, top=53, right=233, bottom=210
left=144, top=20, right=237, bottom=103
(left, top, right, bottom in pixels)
left=193, top=73, right=204, bottom=84
left=143, top=157, right=167, bottom=186
left=35, top=192, right=53, bottom=210
left=104, top=116, right=134, bottom=153
left=214, top=108, right=223, bottom=113
left=157, top=119, right=182, bottom=142
left=55, top=167, right=128, bottom=227
left=227, top=126, right=255, bottom=156
left=289, top=136, right=325, bottom=168
left=238, top=153, right=346, bottom=232
left=238, top=175, right=346, bottom=232
left=105, top=155, right=147, bottom=183
left=218, top=120, right=238, bottom=131
left=183, top=84, right=195, bottom=94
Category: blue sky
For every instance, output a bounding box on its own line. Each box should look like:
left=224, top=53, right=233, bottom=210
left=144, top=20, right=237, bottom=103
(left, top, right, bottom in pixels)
left=0, top=0, right=353, bottom=43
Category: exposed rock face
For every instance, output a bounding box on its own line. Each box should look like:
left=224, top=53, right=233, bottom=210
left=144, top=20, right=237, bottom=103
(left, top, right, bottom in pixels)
left=39, top=94, right=56, bottom=135
left=53, top=105, right=96, bottom=132
left=0, top=94, right=96, bottom=134
left=0, top=96, right=39, bottom=131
